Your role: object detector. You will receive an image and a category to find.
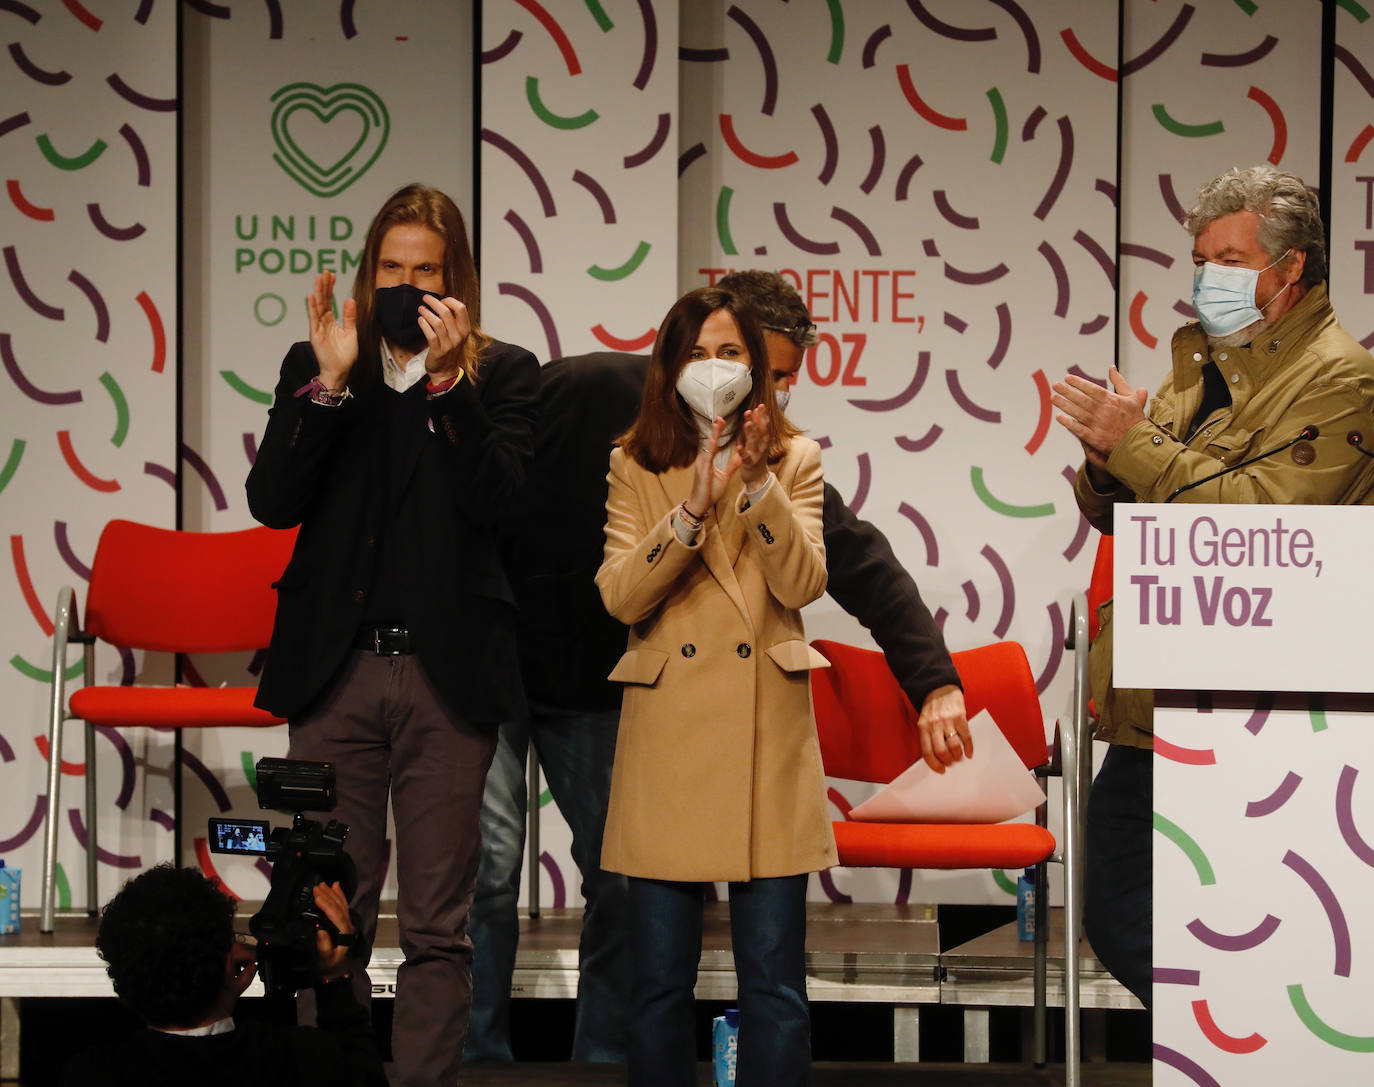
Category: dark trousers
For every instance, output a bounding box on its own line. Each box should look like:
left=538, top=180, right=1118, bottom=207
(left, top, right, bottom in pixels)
left=627, top=874, right=812, bottom=1087
left=290, top=650, right=498, bottom=1087
left=1084, top=743, right=1153, bottom=1009
left=467, top=701, right=628, bottom=1062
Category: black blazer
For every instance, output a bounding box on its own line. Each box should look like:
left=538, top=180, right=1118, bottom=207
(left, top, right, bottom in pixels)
left=502, top=351, right=959, bottom=712
left=247, top=339, right=539, bottom=726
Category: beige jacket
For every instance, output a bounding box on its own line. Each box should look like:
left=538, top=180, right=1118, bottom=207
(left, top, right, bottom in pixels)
left=1075, top=283, right=1374, bottom=745
left=595, top=437, right=838, bottom=881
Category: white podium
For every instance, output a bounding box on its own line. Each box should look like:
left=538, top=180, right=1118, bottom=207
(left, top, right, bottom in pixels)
left=1115, top=504, right=1374, bottom=1084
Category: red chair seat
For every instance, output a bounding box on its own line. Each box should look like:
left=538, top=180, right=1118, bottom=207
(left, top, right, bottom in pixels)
left=832, top=819, right=1056, bottom=870
left=69, top=685, right=285, bottom=728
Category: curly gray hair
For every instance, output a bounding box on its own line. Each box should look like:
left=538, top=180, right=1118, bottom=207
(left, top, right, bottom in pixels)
left=1184, top=165, right=1326, bottom=286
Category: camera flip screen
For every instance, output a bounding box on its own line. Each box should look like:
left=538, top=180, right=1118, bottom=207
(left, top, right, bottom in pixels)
left=207, top=818, right=271, bottom=855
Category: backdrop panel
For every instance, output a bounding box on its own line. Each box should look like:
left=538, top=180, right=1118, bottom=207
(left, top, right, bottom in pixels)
left=0, top=1, right=177, bottom=913
left=677, top=0, right=1118, bottom=904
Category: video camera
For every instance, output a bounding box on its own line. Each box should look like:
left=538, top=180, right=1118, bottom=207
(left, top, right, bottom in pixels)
left=207, top=757, right=366, bottom=995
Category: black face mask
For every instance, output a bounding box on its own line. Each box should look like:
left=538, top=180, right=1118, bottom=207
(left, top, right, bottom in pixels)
left=374, top=283, right=434, bottom=353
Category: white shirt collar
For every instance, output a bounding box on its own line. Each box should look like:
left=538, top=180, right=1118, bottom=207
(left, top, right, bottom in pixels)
left=380, top=339, right=430, bottom=392
left=154, top=1016, right=235, bottom=1037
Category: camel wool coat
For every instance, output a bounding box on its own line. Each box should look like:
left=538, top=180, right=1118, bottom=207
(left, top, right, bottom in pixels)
left=595, top=436, right=839, bottom=882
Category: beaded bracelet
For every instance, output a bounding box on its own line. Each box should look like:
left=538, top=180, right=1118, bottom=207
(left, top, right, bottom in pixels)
left=678, top=500, right=707, bottom=530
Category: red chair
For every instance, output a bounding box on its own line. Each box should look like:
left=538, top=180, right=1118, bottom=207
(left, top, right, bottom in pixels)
left=811, top=638, right=1083, bottom=1084
left=41, top=519, right=296, bottom=931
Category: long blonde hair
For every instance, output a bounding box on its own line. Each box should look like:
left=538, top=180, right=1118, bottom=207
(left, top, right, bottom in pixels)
left=351, top=183, right=490, bottom=385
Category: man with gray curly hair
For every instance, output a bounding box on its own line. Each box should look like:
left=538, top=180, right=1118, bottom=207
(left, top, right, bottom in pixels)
left=1049, top=165, right=1374, bottom=1009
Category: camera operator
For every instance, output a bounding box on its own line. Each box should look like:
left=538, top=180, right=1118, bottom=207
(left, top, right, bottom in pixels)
left=61, top=864, right=386, bottom=1087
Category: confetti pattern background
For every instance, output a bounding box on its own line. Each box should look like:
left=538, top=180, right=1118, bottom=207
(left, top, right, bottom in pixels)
left=1154, top=702, right=1374, bottom=1084
left=4, top=1, right=1374, bottom=974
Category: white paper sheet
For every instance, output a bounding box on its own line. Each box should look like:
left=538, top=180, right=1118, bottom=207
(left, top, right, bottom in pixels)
left=847, top=710, right=1046, bottom=824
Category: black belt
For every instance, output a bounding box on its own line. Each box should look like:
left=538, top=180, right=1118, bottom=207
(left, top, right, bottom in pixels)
left=354, top=626, right=414, bottom=655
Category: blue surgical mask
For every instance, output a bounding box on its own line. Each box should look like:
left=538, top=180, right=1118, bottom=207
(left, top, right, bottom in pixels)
left=1191, top=251, right=1290, bottom=337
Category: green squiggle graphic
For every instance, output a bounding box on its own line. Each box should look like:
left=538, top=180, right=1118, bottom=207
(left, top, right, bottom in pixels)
left=539, top=788, right=553, bottom=807
left=588, top=241, right=651, bottom=281
left=99, top=372, right=129, bottom=447
left=1232, top=0, right=1258, bottom=14
left=1288, top=984, right=1374, bottom=1051
left=36, top=134, right=107, bottom=169
left=992, top=869, right=1017, bottom=895
left=221, top=370, right=274, bottom=405
left=1153, top=811, right=1216, bottom=885
left=825, top=0, right=844, bottom=63
left=10, top=654, right=84, bottom=683
left=970, top=467, right=1055, bottom=518
left=987, top=88, right=1008, bottom=164
left=1152, top=104, right=1224, bottom=138
left=716, top=187, right=739, bottom=256
left=526, top=76, right=599, bottom=130
left=1311, top=706, right=1329, bottom=732
left=585, top=0, right=613, bottom=30
left=1338, top=0, right=1370, bottom=22
left=241, top=751, right=258, bottom=792
left=56, top=863, right=71, bottom=910
left=0, top=439, right=24, bottom=495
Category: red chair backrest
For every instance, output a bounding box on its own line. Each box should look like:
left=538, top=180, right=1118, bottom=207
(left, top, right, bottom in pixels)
left=1087, top=533, right=1114, bottom=642
left=83, top=520, right=297, bottom=653
left=811, top=639, right=1047, bottom=783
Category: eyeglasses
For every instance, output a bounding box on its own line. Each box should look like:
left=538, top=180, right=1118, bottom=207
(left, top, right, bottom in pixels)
left=762, top=319, right=818, bottom=347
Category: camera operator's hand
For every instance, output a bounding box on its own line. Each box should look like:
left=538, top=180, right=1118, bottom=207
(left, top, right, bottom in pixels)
left=313, top=881, right=355, bottom=982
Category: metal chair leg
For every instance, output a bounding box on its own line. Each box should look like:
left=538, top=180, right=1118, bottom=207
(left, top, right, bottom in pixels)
left=527, top=743, right=541, bottom=920
left=83, top=626, right=97, bottom=915
left=41, top=587, right=77, bottom=934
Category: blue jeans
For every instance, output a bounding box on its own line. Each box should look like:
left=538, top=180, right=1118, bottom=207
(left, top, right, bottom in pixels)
left=627, top=875, right=812, bottom=1087
left=465, top=701, right=628, bottom=1062
left=1084, top=743, right=1153, bottom=1009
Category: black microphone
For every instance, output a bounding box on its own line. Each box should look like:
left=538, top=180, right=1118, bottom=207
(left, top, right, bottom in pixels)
left=1165, top=425, right=1319, bottom=502
left=1347, top=430, right=1374, bottom=459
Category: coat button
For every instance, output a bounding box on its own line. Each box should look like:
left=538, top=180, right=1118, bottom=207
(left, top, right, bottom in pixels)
left=1151, top=435, right=1163, bottom=445
left=737, top=643, right=751, bottom=658
left=681, top=644, right=695, bottom=658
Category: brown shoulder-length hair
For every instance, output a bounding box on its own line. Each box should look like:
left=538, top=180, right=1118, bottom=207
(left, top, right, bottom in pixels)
left=620, top=286, right=802, bottom=473
left=350, top=183, right=491, bottom=386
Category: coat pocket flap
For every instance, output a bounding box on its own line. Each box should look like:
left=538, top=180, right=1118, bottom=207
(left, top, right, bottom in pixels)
left=765, top=640, right=832, bottom=672
left=608, top=648, right=669, bottom=686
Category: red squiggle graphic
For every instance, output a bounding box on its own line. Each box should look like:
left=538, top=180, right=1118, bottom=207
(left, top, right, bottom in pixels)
left=7, top=179, right=53, bottom=220
left=1192, top=999, right=1266, bottom=1054
left=1060, top=29, right=1117, bottom=81
left=591, top=324, right=657, bottom=352
left=195, top=838, right=243, bottom=901
left=34, top=735, right=84, bottom=775
left=1129, top=291, right=1157, bottom=349
left=1026, top=370, right=1052, bottom=455
left=1347, top=124, right=1374, bottom=163
left=895, top=65, right=967, bottom=129
left=11, top=534, right=54, bottom=635
left=136, top=290, right=166, bottom=371
left=719, top=114, right=798, bottom=168
left=62, top=0, right=101, bottom=30
left=1155, top=735, right=1217, bottom=766
left=511, top=0, right=581, bottom=75
left=827, top=786, right=853, bottom=819
left=58, top=431, right=120, bottom=491
left=1247, top=86, right=1287, bottom=165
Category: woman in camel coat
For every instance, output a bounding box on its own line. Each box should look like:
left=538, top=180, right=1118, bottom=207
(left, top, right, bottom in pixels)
left=596, top=286, right=835, bottom=1087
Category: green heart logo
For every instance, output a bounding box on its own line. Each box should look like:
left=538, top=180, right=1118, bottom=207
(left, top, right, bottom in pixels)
left=269, top=82, right=390, bottom=198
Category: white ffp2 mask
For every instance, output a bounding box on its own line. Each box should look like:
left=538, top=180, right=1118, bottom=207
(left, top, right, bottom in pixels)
left=676, top=357, right=753, bottom=421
